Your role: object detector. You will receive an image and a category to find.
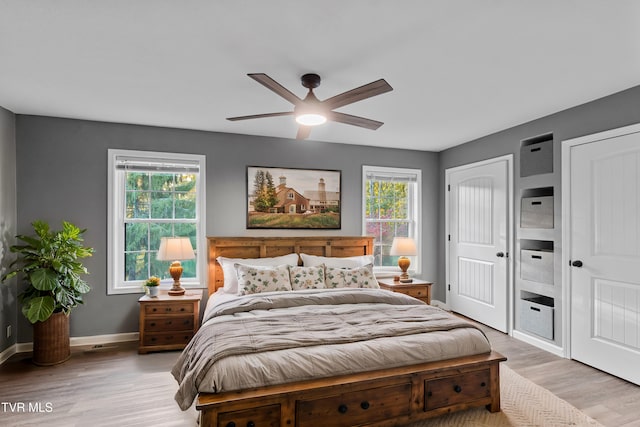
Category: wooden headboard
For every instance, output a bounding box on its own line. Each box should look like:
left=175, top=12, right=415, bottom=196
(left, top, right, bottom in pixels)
left=207, top=236, right=374, bottom=295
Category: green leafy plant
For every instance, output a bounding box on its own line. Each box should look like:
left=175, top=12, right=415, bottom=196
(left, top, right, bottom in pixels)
left=1, top=220, right=94, bottom=323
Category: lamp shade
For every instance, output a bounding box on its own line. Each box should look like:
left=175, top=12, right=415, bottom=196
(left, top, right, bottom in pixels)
left=156, top=237, right=195, bottom=261
left=389, top=237, right=417, bottom=256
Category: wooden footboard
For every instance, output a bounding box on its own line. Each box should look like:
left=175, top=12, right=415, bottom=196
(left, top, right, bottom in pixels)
left=196, top=351, right=506, bottom=427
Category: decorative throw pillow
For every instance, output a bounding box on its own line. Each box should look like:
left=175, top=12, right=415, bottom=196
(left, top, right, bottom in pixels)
left=235, top=264, right=293, bottom=295
left=324, top=264, right=379, bottom=289
left=217, top=253, right=299, bottom=293
left=289, top=265, right=326, bottom=290
left=300, top=253, right=375, bottom=268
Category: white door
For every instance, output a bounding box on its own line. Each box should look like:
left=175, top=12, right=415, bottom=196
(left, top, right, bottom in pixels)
left=567, top=125, right=640, bottom=385
left=447, top=156, right=511, bottom=333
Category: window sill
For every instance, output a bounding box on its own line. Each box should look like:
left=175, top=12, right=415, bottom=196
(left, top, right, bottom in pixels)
left=374, top=269, right=420, bottom=279
left=108, top=282, right=205, bottom=295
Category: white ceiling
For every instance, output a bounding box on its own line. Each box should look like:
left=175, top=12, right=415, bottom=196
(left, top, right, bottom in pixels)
left=2, top=1, right=640, bottom=151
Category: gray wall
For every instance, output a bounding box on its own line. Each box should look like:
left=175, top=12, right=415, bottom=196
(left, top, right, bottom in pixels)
left=11, top=83, right=639, bottom=343
left=14, top=116, right=438, bottom=342
left=436, top=84, right=640, bottom=304
left=0, top=107, right=17, bottom=353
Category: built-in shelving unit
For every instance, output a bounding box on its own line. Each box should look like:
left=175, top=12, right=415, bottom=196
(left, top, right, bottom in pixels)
left=515, top=133, right=563, bottom=354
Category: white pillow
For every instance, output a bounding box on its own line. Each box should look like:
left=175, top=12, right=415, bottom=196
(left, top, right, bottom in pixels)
left=217, top=253, right=299, bottom=293
left=289, top=265, right=326, bottom=290
left=300, top=253, right=374, bottom=268
left=235, top=264, right=292, bottom=295
left=324, top=264, right=379, bottom=289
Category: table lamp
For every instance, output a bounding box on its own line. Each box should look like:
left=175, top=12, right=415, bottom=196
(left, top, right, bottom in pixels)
left=156, top=237, right=195, bottom=296
left=390, top=237, right=417, bottom=282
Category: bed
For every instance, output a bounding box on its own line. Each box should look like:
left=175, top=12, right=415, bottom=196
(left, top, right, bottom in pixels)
left=173, top=236, right=505, bottom=427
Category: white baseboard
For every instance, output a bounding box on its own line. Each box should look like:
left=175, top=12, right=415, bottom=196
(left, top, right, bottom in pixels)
left=430, top=299, right=451, bottom=311
left=512, top=329, right=566, bottom=357
left=0, top=344, right=17, bottom=365
left=70, top=332, right=139, bottom=347
left=0, top=332, right=139, bottom=365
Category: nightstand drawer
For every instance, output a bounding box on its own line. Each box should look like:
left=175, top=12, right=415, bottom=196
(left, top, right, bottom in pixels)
left=143, top=331, right=194, bottom=347
left=377, top=279, right=433, bottom=305
left=144, top=316, right=194, bottom=332
left=144, top=302, right=194, bottom=316
left=405, top=287, right=428, bottom=298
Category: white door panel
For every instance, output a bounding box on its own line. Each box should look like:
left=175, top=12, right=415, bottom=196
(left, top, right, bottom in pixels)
left=569, top=128, right=640, bottom=385
left=447, top=158, right=510, bottom=332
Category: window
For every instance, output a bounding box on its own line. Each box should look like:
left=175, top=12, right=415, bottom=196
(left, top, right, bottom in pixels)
left=108, top=150, right=206, bottom=294
left=362, top=165, right=421, bottom=275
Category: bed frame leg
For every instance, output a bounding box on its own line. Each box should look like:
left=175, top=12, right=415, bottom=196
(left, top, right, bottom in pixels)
left=486, top=363, right=502, bottom=413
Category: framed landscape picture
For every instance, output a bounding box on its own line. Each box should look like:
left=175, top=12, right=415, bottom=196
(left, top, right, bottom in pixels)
left=247, top=166, right=341, bottom=229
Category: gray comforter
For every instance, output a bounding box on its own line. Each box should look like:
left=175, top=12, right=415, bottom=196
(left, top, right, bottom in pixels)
left=172, top=288, right=491, bottom=410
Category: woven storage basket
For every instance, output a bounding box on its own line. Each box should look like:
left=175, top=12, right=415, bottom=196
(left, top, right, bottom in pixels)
left=33, top=311, right=71, bottom=366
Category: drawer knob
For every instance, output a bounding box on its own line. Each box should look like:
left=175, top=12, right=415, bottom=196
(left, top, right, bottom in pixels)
left=180, top=307, right=186, bottom=312
left=453, top=385, right=462, bottom=393
left=247, top=422, right=255, bottom=427
left=360, top=401, right=370, bottom=410
left=338, top=404, right=348, bottom=414
left=150, top=322, right=156, bottom=327
left=481, top=382, right=486, bottom=387
left=166, top=321, right=172, bottom=325
left=226, top=423, right=236, bottom=427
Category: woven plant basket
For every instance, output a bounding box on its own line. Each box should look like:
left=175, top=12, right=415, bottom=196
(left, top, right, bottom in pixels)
left=32, top=311, right=71, bottom=366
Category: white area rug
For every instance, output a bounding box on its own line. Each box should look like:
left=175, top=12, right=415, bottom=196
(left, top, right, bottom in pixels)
left=407, top=365, right=602, bottom=426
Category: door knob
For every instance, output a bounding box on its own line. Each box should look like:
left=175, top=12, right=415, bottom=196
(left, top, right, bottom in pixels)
left=571, top=260, right=583, bottom=267
left=496, top=252, right=505, bottom=258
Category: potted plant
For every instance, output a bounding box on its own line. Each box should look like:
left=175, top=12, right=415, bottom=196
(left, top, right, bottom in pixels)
left=144, top=276, right=161, bottom=297
left=1, top=220, right=94, bottom=365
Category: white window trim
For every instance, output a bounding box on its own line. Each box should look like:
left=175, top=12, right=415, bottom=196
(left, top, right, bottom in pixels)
left=362, top=165, right=422, bottom=277
left=107, top=149, right=207, bottom=294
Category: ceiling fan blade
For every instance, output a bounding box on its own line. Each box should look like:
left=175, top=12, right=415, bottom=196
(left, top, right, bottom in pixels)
left=296, top=125, right=311, bottom=140
left=323, top=79, right=393, bottom=110
left=248, top=73, right=303, bottom=105
left=328, top=111, right=384, bottom=130
left=227, top=111, right=294, bottom=121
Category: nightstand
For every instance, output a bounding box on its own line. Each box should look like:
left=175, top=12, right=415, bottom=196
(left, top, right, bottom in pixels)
left=138, top=289, right=202, bottom=354
left=377, top=278, right=432, bottom=304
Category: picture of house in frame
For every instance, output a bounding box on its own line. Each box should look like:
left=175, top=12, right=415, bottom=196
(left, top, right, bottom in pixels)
left=247, top=166, right=341, bottom=229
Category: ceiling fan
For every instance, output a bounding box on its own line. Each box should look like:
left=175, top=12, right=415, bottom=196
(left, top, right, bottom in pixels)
left=227, top=73, right=393, bottom=140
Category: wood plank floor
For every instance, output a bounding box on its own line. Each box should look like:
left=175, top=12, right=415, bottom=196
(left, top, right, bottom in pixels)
left=1, top=324, right=639, bottom=427
left=478, top=323, right=640, bottom=427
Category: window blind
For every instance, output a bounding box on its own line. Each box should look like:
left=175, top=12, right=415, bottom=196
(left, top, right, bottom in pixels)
left=115, top=156, right=200, bottom=174
left=365, top=171, right=417, bottom=182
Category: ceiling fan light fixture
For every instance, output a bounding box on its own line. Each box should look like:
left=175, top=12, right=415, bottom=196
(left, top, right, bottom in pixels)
left=227, top=73, right=393, bottom=139
left=295, top=112, right=327, bottom=126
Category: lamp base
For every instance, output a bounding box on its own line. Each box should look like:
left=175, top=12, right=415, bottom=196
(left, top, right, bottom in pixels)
left=168, top=261, right=185, bottom=296
left=168, top=285, right=185, bottom=296
left=398, top=256, right=411, bottom=281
